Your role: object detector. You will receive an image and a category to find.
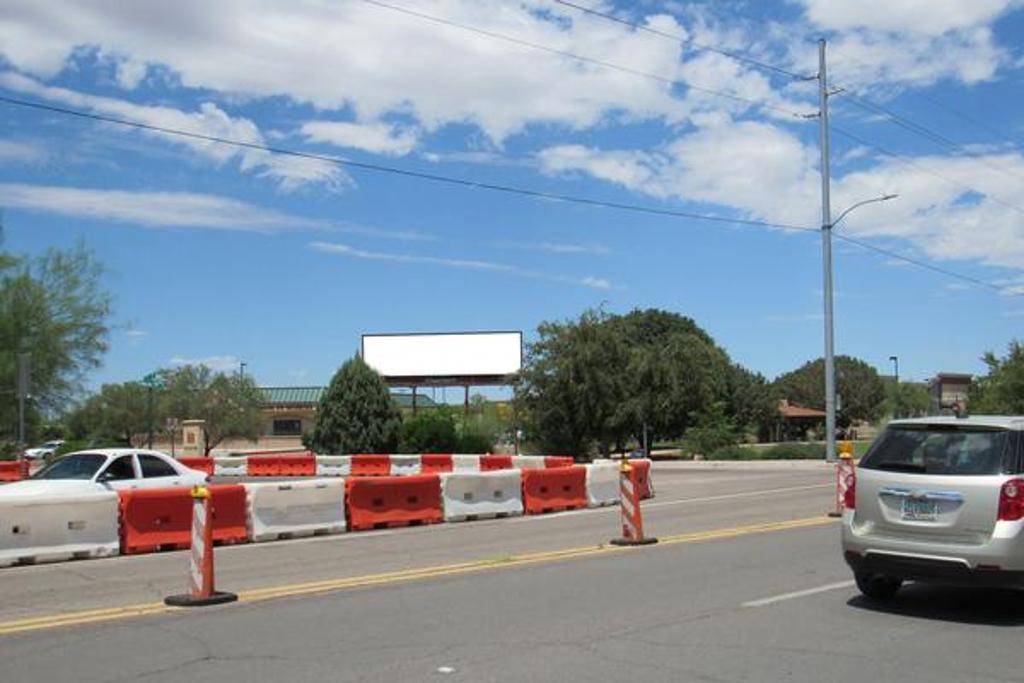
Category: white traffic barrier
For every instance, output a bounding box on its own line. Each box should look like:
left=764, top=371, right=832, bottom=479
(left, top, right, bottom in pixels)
left=245, top=479, right=346, bottom=542
left=389, top=455, right=421, bottom=476
left=510, top=455, right=546, bottom=470
left=440, top=470, right=523, bottom=522
left=452, top=454, right=481, bottom=472
left=214, top=456, right=247, bottom=477
left=586, top=462, right=620, bottom=507
left=316, top=455, right=351, bottom=477
left=0, top=488, right=120, bottom=567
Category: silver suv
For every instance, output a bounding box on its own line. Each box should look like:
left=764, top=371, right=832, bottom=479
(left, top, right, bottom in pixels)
left=842, top=415, right=1024, bottom=600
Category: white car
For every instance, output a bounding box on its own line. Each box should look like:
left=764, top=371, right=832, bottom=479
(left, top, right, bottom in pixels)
left=23, top=440, right=65, bottom=460
left=0, top=449, right=208, bottom=496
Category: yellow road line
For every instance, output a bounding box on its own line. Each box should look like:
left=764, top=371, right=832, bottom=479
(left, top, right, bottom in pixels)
left=0, top=515, right=835, bottom=637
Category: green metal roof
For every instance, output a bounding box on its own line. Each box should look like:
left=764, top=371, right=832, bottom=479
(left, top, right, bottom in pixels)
left=260, top=386, right=437, bottom=408
left=260, top=387, right=326, bottom=406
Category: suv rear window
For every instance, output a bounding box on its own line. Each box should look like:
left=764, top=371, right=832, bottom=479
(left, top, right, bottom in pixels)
left=860, top=425, right=1014, bottom=476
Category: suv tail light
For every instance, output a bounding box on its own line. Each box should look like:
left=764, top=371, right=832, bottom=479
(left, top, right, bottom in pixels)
left=843, top=472, right=856, bottom=510
left=998, top=479, right=1024, bottom=521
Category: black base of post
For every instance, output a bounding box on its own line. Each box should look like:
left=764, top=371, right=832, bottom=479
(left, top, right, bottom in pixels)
left=609, top=537, right=658, bottom=546
left=826, top=511, right=842, bottom=518
left=164, top=591, right=238, bottom=607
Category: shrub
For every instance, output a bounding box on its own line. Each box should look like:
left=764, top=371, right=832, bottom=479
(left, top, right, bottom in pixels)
left=707, top=445, right=755, bottom=461
left=760, top=443, right=825, bottom=460
left=399, top=408, right=458, bottom=453
left=311, top=356, right=402, bottom=454
left=456, top=428, right=493, bottom=454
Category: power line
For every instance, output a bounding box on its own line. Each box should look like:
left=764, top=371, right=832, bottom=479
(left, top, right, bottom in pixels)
left=834, top=232, right=1021, bottom=296
left=550, top=0, right=810, bottom=80
left=830, top=124, right=1024, bottom=217
left=842, top=93, right=1024, bottom=186
left=357, top=0, right=811, bottom=119
left=829, top=45, right=1023, bottom=151
left=0, top=94, right=812, bottom=233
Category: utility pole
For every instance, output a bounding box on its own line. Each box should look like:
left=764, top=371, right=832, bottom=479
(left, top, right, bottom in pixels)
left=17, top=350, right=29, bottom=453
left=818, top=38, right=837, bottom=463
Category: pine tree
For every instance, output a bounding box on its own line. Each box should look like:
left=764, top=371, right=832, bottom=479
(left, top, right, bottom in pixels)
left=312, top=355, right=402, bottom=454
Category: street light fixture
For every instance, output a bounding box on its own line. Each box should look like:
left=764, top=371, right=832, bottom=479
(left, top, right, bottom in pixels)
left=822, top=193, right=898, bottom=462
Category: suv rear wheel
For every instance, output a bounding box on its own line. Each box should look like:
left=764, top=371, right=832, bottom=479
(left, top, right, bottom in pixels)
left=854, top=572, right=903, bottom=601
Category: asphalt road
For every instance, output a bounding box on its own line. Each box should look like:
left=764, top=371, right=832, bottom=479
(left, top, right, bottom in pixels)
left=4, top=462, right=1021, bottom=682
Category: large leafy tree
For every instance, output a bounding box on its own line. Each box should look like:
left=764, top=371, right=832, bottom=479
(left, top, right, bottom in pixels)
left=612, top=313, right=732, bottom=450
left=773, top=355, right=886, bottom=427
left=0, top=243, right=111, bottom=442
left=312, top=355, right=402, bottom=454
left=159, top=365, right=263, bottom=455
left=724, top=364, right=779, bottom=441
left=970, top=340, right=1024, bottom=414
left=516, top=309, right=631, bottom=456
left=517, top=308, right=739, bottom=457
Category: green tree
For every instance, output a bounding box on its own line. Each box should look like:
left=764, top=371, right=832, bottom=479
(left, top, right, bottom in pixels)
left=724, top=364, right=778, bottom=441
left=773, top=355, right=886, bottom=427
left=159, top=365, right=263, bottom=455
left=0, top=243, right=111, bottom=442
left=884, top=381, right=930, bottom=419
left=683, top=402, right=739, bottom=456
left=399, top=407, right=458, bottom=453
left=515, top=309, right=631, bottom=457
left=312, top=355, right=402, bottom=454
left=970, top=340, right=1024, bottom=414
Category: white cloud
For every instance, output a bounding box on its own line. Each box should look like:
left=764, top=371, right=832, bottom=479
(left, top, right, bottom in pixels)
left=301, top=120, right=419, bottom=156
left=310, top=240, right=612, bottom=290
left=0, top=71, right=345, bottom=190
left=169, top=355, right=241, bottom=373
left=0, top=0, right=711, bottom=142
left=500, top=241, right=610, bottom=255
left=539, top=117, right=1024, bottom=274
left=0, top=138, right=45, bottom=164
left=0, top=182, right=327, bottom=232
left=799, top=0, right=1017, bottom=36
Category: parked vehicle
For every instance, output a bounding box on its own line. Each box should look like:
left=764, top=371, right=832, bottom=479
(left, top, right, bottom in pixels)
left=0, top=449, right=207, bottom=497
left=842, top=415, right=1024, bottom=599
left=23, top=440, right=65, bottom=460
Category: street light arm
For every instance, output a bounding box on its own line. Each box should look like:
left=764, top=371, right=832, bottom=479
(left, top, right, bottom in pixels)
left=831, top=194, right=898, bottom=230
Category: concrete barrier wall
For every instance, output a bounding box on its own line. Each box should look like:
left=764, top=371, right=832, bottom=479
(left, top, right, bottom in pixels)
left=246, top=479, right=346, bottom=542
left=586, top=462, right=620, bottom=507
left=315, top=456, right=351, bottom=477
left=440, top=470, right=523, bottom=522
left=451, top=455, right=481, bottom=472
left=389, top=455, right=421, bottom=477
left=0, top=489, right=119, bottom=567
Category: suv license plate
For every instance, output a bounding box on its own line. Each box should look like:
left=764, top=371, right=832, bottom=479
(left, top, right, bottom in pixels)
left=901, top=498, right=938, bottom=521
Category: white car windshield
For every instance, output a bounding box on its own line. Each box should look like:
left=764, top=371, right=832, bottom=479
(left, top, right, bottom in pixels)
left=34, top=453, right=108, bottom=480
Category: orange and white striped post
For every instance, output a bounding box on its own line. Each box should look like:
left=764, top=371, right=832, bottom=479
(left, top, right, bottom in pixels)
left=610, top=459, right=657, bottom=546
left=828, top=442, right=856, bottom=518
left=164, top=485, right=237, bottom=607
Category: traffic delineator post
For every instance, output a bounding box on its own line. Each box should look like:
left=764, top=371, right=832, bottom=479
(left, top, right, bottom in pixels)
left=609, top=459, right=657, bottom=546
left=828, top=441, right=856, bottom=518
left=164, top=485, right=237, bottom=607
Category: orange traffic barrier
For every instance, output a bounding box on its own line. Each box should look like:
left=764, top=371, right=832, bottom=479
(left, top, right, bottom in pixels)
left=544, top=456, right=574, bottom=468
left=610, top=460, right=657, bottom=546
left=630, top=459, right=653, bottom=499
left=521, top=466, right=587, bottom=514
left=247, top=456, right=282, bottom=477
left=345, top=474, right=443, bottom=531
left=480, top=454, right=513, bottom=471
left=178, top=457, right=214, bottom=475
left=119, top=485, right=248, bottom=554
left=420, top=454, right=453, bottom=474
left=351, top=454, right=391, bottom=477
left=279, top=455, right=316, bottom=477
left=0, top=461, right=27, bottom=482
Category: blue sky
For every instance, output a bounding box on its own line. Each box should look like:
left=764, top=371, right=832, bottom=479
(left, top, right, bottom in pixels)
left=1, top=0, right=1022, bottom=397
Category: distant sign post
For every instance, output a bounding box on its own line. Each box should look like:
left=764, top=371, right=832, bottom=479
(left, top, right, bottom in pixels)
left=142, top=372, right=165, bottom=450
left=166, top=417, right=180, bottom=457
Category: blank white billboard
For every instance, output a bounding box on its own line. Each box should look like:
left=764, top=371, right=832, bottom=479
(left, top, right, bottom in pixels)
left=362, top=332, right=522, bottom=379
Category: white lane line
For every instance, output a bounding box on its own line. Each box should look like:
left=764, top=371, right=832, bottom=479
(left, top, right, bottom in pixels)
left=508, top=483, right=831, bottom=524
left=742, top=580, right=855, bottom=608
